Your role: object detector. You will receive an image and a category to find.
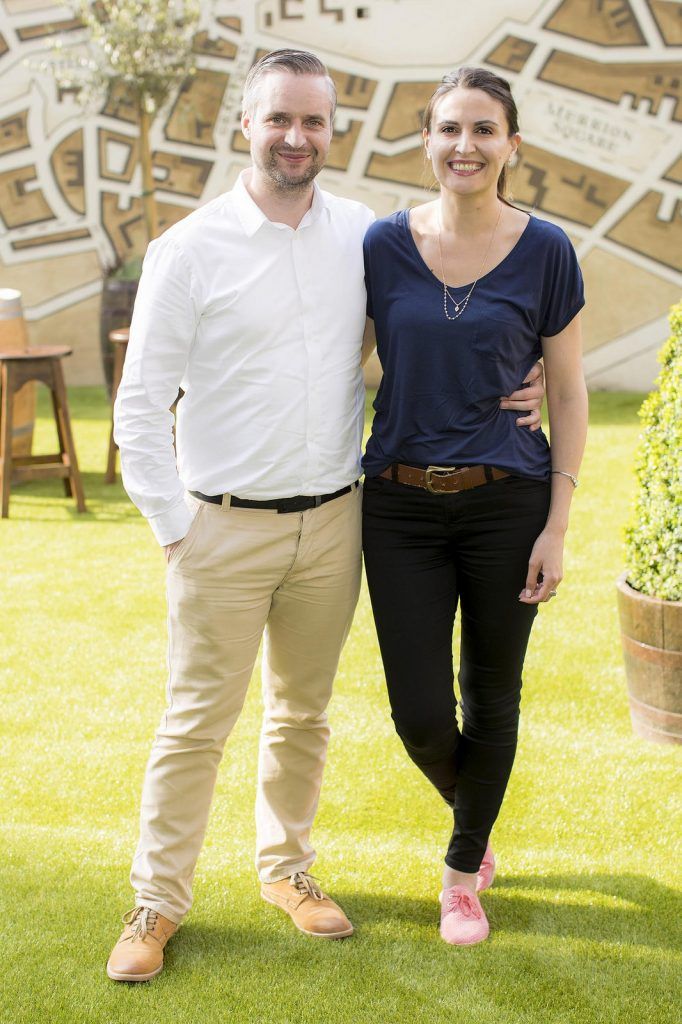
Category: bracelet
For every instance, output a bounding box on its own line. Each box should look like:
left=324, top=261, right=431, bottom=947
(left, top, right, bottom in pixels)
left=551, top=469, right=578, bottom=488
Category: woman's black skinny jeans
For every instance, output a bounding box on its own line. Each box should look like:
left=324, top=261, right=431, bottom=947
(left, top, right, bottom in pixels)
left=362, top=472, right=551, bottom=873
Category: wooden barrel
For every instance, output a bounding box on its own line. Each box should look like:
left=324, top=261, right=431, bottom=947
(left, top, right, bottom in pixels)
left=0, top=289, right=35, bottom=459
left=616, top=572, right=682, bottom=744
left=100, top=277, right=138, bottom=397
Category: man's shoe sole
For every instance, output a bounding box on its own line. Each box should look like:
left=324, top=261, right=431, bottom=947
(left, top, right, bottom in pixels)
left=106, top=963, right=163, bottom=982
left=261, top=892, right=354, bottom=939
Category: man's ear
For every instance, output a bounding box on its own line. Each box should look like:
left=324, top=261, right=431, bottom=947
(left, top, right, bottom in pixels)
left=241, top=111, right=251, bottom=141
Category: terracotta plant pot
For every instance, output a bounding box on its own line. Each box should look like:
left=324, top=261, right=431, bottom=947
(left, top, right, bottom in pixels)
left=616, top=572, right=682, bottom=744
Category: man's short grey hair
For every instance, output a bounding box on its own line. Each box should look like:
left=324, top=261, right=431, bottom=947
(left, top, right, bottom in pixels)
left=242, top=49, right=337, bottom=119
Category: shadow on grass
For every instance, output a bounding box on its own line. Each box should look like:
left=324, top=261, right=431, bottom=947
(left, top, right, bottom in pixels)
left=137, top=870, right=682, bottom=968
left=4, top=474, right=138, bottom=522
left=330, top=872, right=682, bottom=953
left=483, top=873, right=680, bottom=951
left=4, top=853, right=680, bottom=1024
left=327, top=868, right=675, bottom=954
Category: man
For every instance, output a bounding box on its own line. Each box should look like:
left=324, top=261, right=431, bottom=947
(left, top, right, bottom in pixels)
left=108, top=49, right=542, bottom=982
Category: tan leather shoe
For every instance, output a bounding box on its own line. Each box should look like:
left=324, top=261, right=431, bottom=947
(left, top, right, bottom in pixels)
left=261, top=872, right=353, bottom=938
left=106, top=906, right=178, bottom=982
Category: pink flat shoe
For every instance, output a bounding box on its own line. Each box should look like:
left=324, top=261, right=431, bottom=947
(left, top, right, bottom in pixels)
left=440, top=885, right=489, bottom=946
left=476, top=842, right=496, bottom=892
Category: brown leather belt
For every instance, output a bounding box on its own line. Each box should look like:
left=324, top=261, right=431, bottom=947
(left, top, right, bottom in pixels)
left=378, top=463, right=509, bottom=494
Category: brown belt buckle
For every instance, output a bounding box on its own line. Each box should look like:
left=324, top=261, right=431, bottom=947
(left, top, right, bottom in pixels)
left=424, top=465, right=460, bottom=494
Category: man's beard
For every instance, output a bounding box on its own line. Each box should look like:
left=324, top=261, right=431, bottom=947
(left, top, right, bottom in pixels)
left=261, top=148, right=323, bottom=193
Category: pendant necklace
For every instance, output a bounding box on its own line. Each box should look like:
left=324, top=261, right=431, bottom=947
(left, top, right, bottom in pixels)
left=437, top=203, right=502, bottom=321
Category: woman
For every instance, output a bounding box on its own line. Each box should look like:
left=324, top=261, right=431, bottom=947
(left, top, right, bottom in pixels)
left=361, top=67, right=588, bottom=946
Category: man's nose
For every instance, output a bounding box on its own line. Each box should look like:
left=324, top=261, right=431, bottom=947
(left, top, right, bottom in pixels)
left=284, top=122, right=306, bottom=148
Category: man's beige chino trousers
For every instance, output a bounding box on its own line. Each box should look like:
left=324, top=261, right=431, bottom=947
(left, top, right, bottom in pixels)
left=130, top=486, right=362, bottom=924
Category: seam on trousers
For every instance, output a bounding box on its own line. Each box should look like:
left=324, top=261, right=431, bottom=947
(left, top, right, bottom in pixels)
left=275, top=513, right=304, bottom=588
left=163, top=594, right=175, bottom=731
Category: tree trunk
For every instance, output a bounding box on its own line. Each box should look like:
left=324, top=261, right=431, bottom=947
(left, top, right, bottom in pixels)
left=139, top=104, right=158, bottom=244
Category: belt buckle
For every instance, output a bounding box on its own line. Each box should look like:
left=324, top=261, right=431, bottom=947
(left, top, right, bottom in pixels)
left=424, top=465, right=460, bottom=494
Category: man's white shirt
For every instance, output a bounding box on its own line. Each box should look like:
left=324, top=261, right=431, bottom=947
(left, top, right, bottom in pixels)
left=114, top=170, right=374, bottom=546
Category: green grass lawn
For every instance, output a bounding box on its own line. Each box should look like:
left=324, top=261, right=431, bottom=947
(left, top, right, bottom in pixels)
left=1, top=389, right=680, bottom=1024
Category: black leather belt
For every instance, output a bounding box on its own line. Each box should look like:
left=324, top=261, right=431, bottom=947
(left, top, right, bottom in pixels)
left=190, top=481, right=358, bottom=513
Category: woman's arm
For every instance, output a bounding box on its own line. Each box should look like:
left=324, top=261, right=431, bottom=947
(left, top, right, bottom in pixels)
left=500, top=361, right=545, bottom=430
left=519, top=313, right=588, bottom=604
left=361, top=317, right=377, bottom=366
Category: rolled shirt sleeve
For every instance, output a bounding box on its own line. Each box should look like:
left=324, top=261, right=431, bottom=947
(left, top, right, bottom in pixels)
left=113, top=237, right=201, bottom=546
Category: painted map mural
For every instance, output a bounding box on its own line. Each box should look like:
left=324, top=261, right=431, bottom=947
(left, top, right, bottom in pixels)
left=0, top=0, right=680, bottom=387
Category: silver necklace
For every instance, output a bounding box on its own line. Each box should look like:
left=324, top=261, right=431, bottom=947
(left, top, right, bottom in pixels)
left=437, top=204, right=502, bottom=321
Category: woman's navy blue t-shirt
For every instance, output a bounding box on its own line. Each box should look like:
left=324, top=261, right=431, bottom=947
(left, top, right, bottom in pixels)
left=362, top=210, right=585, bottom=480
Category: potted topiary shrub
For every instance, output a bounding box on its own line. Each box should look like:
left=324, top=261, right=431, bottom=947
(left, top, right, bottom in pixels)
left=616, top=301, right=682, bottom=744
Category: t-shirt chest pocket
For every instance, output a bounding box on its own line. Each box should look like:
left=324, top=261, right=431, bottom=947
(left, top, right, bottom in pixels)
left=469, top=316, right=539, bottom=399
left=474, top=315, right=521, bottom=363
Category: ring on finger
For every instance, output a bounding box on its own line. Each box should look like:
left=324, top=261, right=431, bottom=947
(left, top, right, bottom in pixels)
left=548, top=589, right=558, bottom=598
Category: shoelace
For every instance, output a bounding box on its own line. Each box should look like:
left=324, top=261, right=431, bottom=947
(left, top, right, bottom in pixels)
left=122, top=906, right=159, bottom=941
left=445, top=890, right=481, bottom=919
left=289, top=872, right=324, bottom=901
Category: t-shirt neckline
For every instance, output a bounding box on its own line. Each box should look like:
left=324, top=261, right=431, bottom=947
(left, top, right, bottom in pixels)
left=401, top=207, right=533, bottom=292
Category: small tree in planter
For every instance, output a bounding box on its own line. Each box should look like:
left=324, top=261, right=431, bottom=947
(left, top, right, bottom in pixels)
left=69, top=0, right=200, bottom=243
left=617, top=301, right=682, bottom=743
left=55, top=1, right=201, bottom=391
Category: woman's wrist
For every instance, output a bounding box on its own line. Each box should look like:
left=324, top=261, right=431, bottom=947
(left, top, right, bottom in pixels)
left=543, top=518, right=568, bottom=537
left=550, top=468, right=578, bottom=488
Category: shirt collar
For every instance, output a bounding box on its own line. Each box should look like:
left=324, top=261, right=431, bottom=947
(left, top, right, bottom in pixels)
left=231, top=168, right=330, bottom=237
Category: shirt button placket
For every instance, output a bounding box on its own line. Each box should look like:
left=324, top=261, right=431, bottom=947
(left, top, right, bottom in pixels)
left=292, top=231, right=316, bottom=491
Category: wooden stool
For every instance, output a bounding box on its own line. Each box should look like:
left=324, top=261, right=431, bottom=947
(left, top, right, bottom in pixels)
left=0, top=345, right=86, bottom=517
left=105, top=327, right=129, bottom=484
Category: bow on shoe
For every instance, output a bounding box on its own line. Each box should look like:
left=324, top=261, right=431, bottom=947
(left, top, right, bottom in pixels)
left=289, top=872, right=324, bottom=901
left=445, top=889, right=482, bottom=919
